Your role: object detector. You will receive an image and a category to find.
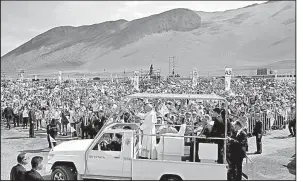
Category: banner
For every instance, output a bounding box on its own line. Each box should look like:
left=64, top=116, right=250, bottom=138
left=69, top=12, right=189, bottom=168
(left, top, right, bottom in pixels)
left=225, top=68, right=232, bottom=91
left=159, top=103, right=170, bottom=117
left=58, top=71, right=62, bottom=84
left=19, top=70, right=24, bottom=80
left=192, top=68, right=198, bottom=88
left=133, top=71, right=140, bottom=91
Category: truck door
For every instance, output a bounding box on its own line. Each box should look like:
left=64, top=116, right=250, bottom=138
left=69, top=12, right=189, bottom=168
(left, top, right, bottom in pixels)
left=121, top=131, right=135, bottom=178
left=86, top=132, right=124, bottom=180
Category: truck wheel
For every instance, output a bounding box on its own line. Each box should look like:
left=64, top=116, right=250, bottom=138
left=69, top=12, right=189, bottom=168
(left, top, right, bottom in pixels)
left=51, top=165, right=76, bottom=180
left=162, top=175, right=182, bottom=181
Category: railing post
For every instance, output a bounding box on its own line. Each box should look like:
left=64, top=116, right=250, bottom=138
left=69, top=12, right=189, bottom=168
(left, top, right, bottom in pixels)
left=193, top=137, right=196, bottom=162
left=162, top=135, right=164, bottom=161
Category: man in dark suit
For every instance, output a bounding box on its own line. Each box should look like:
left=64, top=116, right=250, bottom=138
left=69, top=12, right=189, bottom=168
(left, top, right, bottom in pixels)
left=228, top=121, right=248, bottom=181
left=252, top=112, right=263, bottom=154
left=28, top=105, right=36, bottom=138
left=24, top=156, right=44, bottom=181
left=81, top=111, right=89, bottom=139
left=47, top=119, right=58, bottom=148
left=10, top=152, right=29, bottom=180
left=210, top=108, right=225, bottom=164
left=3, top=104, right=14, bottom=130
left=288, top=107, right=296, bottom=137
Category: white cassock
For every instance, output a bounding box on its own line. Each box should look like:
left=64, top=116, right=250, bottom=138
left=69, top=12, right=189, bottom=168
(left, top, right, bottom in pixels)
left=137, top=110, right=157, bottom=159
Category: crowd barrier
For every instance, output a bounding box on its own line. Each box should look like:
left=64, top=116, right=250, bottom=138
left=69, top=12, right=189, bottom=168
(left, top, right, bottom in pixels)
left=247, top=112, right=286, bottom=135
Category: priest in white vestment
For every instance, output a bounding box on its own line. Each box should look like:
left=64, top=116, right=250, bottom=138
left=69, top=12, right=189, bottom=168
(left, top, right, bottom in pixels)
left=136, top=103, right=157, bottom=159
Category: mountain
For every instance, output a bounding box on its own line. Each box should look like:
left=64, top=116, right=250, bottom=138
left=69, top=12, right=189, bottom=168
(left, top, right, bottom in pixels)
left=1, top=1, right=295, bottom=77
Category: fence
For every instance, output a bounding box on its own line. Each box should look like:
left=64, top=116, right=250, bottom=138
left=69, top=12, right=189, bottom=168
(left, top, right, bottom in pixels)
left=247, top=112, right=286, bottom=135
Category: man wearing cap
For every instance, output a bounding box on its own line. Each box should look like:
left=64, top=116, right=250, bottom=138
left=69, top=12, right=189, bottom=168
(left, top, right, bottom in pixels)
left=136, top=102, right=157, bottom=159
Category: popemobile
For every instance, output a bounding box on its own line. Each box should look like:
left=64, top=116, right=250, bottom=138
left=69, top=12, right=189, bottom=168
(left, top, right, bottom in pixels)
left=46, top=93, right=253, bottom=180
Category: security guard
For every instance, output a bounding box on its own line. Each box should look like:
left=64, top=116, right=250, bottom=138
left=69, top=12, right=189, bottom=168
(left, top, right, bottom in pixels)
left=288, top=107, right=296, bottom=137
left=252, top=112, right=262, bottom=154
left=47, top=119, right=58, bottom=148
left=28, top=105, right=36, bottom=138
left=228, top=121, right=247, bottom=181
left=210, top=108, right=225, bottom=164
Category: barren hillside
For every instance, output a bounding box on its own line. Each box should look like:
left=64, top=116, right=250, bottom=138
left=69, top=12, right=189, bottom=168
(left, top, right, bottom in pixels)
left=1, top=1, right=295, bottom=76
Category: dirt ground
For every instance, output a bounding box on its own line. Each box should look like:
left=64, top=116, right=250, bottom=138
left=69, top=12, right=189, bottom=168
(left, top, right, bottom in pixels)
left=1, top=123, right=295, bottom=180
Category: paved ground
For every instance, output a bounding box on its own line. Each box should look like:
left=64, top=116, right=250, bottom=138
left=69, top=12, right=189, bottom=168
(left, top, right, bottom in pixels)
left=1, top=124, right=296, bottom=180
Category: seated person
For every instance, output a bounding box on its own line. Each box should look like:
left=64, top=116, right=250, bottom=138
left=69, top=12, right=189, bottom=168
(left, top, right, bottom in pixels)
left=192, top=111, right=201, bottom=125
left=123, top=125, right=132, bottom=130
left=97, top=133, right=122, bottom=151
left=108, top=133, right=123, bottom=151
left=123, top=112, right=131, bottom=123
left=158, top=119, right=178, bottom=136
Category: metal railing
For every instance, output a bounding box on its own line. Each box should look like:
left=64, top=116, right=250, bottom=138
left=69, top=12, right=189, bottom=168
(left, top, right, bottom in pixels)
left=247, top=112, right=286, bottom=135
left=132, top=132, right=227, bottom=164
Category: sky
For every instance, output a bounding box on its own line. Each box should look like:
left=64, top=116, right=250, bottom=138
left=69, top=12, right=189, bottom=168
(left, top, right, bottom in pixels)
left=1, top=1, right=266, bottom=56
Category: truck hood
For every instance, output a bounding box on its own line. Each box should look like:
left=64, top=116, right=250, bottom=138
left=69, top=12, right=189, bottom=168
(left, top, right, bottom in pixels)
left=53, top=139, right=94, bottom=152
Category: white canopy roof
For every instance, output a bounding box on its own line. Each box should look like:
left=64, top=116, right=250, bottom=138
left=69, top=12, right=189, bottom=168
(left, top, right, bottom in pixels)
left=126, top=93, right=226, bottom=101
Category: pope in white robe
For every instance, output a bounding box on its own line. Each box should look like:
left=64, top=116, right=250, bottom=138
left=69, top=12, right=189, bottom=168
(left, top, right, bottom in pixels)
left=136, top=103, right=157, bottom=159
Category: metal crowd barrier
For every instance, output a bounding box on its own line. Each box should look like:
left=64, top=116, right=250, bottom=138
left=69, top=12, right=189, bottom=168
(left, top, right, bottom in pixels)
left=247, top=112, right=286, bottom=135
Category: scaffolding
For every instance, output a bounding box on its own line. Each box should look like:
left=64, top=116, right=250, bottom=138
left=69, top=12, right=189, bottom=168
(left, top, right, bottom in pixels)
left=169, top=56, right=177, bottom=77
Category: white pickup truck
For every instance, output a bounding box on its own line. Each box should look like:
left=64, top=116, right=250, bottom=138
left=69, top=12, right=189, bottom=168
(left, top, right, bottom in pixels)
left=47, top=93, right=231, bottom=180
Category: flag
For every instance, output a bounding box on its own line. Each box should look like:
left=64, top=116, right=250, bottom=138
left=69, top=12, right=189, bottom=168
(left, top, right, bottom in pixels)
left=159, top=103, right=170, bottom=116
left=70, top=126, right=76, bottom=133
left=225, top=68, right=232, bottom=91
left=93, top=85, right=98, bottom=91
left=49, top=134, right=57, bottom=149
left=70, top=126, right=76, bottom=138
left=49, top=135, right=56, bottom=143
left=133, top=71, right=140, bottom=91
left=192, top=68, right=198, bottom=88
left=58, top=71, right=62, bottom=84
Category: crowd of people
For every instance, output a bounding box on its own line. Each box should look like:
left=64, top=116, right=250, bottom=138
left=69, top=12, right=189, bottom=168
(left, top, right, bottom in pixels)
left=1, top=76, right=296, bottom=136
left=2, top=75, right=295, bottom=180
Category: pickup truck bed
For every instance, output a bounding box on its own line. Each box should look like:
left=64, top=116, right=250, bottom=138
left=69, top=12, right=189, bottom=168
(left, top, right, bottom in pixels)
left=131, top=159, right=227, bottom=180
